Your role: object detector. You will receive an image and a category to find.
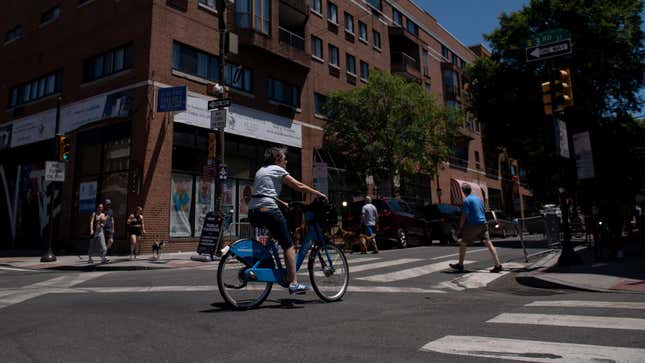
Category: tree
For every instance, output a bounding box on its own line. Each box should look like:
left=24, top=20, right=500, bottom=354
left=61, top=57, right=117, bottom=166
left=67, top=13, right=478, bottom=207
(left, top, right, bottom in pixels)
left=465, top=0, right=645, bottom=203
left=323, top=70, right=462, bottom=195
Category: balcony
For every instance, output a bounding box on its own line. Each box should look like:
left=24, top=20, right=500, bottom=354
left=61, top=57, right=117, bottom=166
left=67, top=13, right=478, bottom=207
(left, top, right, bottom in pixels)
left=391, top=52, right=421, bottom=81
left=279, top=26, right=305, bottom=50
left=449, top=156, right=469, bottom=171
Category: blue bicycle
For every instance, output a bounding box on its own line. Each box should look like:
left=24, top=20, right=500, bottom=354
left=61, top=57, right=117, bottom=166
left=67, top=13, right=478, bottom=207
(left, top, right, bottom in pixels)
left=217, top=199, right=349, bottom=309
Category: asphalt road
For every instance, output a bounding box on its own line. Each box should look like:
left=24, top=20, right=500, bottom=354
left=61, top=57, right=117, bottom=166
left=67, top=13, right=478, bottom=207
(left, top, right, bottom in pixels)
left=1, top=241, right=644, bottom=363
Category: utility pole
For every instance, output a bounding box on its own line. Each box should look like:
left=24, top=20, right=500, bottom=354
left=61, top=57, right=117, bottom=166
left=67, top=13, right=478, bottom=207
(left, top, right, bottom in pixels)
left=214, top=0, right=227, bottom=214
left=41, top=96, right=62, bottom=262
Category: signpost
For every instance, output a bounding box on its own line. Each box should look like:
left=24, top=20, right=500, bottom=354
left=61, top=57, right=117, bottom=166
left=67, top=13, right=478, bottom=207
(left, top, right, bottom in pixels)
left=45, top=161, right=65, bottom=182
left=208, top=98, right=231, bottom=110
left=157, top=86, right=187, bottom=113
left=210, top=108, right=227, bottom=130
left=526, top=39, right=572, bottom=62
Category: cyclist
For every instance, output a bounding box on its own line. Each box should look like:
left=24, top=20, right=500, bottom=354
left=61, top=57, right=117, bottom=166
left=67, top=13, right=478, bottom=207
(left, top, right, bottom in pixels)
left=248, top=147, right=327, bottom=295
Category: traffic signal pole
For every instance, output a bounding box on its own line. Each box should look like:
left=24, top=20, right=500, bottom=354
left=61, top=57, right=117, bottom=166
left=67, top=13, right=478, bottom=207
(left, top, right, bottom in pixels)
left=41, top=96, right=62, bottom=262
left=214, top=0, right=227, bottom=213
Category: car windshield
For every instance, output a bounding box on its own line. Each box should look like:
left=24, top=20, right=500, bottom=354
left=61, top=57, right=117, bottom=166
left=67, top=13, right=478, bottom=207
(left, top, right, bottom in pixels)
left=373, top=200, right=388, bottom=211
left=387, top=199, right=411, bottom=213
left=438, top=204, right=460, bottom=214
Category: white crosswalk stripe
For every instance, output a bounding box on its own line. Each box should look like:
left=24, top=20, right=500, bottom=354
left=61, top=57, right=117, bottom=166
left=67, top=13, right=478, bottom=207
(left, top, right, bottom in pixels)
left=421, top=300, right=645, bottom=361
left=348, top=258, right=422, bottom=273
left=420, top=335, right=645, bottom=363
left=357, top=260, right=475, bottom=282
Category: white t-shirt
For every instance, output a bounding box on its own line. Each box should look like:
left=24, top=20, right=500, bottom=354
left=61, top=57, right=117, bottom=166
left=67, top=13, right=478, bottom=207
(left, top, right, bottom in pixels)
left=362, top=203, right=378, bottom=226
left=248, top=165, right=289, bottom=210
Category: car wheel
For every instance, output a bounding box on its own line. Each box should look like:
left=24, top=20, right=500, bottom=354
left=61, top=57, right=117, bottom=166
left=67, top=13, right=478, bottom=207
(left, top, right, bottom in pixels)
left=397, top=228, right=408, bottom=248
left=447, top=225, right=458, bottom=244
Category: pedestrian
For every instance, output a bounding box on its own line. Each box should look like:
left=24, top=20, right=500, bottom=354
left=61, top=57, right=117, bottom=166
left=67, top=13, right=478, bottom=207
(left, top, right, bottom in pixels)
left=361, top=196, right=379, bottom=254
left=248, top=146, right=327, bottom=295
left=450, top=183, right=502, bottom=273
left=126, top=206, right=145, bottom=260
left=103, top=198, right=115, bottom=253
left=88, top=203, right=110, bottom=264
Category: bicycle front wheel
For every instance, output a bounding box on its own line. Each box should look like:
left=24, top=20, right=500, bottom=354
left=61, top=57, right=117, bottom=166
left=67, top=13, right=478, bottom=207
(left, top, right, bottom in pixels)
left=308, top=244, right=349, bottom=302
left=217, top=251, right=273, bottom=310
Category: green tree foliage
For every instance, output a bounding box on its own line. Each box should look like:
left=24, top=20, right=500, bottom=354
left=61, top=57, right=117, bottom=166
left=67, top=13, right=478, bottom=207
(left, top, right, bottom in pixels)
left=322, top=70, right=462, bottom=189
left=465, top=0, right=644, bottom=202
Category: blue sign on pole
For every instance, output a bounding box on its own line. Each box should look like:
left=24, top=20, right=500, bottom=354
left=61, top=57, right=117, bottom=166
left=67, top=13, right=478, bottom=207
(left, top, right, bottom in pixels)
left=157, top=86, right=187, bottom=112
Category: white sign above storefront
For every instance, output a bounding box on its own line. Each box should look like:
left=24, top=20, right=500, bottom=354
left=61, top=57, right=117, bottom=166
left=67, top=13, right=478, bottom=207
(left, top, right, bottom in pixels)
left=174, top=95, right=302, bottom=148
left=10, top=109, right=56, bottom=148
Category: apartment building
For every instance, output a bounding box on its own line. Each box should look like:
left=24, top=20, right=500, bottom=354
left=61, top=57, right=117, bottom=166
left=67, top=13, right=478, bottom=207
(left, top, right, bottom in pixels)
left=0, top=0, right=531, bottom=253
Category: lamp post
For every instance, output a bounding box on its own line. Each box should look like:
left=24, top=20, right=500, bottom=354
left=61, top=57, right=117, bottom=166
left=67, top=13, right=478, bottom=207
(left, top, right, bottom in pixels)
left=41, top=96, right=62, bottom=262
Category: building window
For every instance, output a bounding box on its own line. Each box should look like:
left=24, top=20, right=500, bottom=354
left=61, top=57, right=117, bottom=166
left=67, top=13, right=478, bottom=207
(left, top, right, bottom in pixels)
left=358, top=21, right=368, bottom=42
left=8, top=70, right=63, bottom=107
left=372, top=30, right=381, bottom=49
left=311, top=35, right=323, bottom=60
left=310, top=0, right=322, bottom=14
left=367, top=0, right=382, bottom=10
left=474, top=151, right=480, bottom=163
left=360, top=61, right=369, bottom=80
left=327, top=2, right=338, bottom=24
left=224, top=64, right=252, bottom=92
left=424, top=82, right=431, bottom=93
left=344, top=12, right=354, bottom=34
left=441, top=45, right=449, bottom=59
left=346, top=54, right=356, bottom=75
left=406, top=20, right=418, bottom=36
left=392, top=8, right=403, bottom=26
left=314, top=92, right=327, bottom=116
left=236, top=0, right=251, bottom=28
left=83, top=44, right=133, bottom=83
left=328, top=44, right=339, bottom=67
left=199, top=0, right=216, bottom=8
left=254, top=0, right=271, bottom=34
left=460, top=59, right=467, bottom=69
left=41, top=6, right=61, bottom=25
left=268, top=78, right=300, bottom=108
left=172, top=41, right=219, bottom=82
left=5, top=25, right=23, bottom=43
left=422, top=49, right=429, bottom=76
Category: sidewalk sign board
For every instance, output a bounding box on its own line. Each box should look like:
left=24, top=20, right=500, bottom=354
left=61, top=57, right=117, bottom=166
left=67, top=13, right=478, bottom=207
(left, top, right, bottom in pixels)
left=45, top=161, right=65, bottom=182
left=157, top=86, right=187, bottom=112
left=197, top=212, right=224, bottom=257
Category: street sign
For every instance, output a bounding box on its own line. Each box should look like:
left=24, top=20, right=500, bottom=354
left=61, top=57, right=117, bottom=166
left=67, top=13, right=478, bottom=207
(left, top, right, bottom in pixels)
left=528, top=28, right=570, bottom=47
left=210, top=108, right=227, bottom=129
left=157, top=86, right=187, bottom=112
left=557, top=119, right=570, bottom=159
left=208, top=98, right=232, bottom=110
left=526, top=39, right=572, bottom=62
left=45, top=161, right=65, bottom=182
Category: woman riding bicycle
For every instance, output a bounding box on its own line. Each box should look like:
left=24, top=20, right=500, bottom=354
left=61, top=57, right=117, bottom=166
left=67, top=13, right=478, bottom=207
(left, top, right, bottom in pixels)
left=248, top=147, right=327, bottom=295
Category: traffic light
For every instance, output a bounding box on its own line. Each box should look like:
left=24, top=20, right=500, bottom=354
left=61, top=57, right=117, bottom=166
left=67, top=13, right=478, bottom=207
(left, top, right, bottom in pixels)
left=58, top=135, right=71, bottom=161
left=553, top=68, right=574, bottom=110
left=541, top=81, right=553, bottom=116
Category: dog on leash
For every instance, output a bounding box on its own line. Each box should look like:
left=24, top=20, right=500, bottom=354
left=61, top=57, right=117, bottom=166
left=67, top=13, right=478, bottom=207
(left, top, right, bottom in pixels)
left=152, top=241, right=165, bottom=259
left=333, top=228, right=378, bottom=254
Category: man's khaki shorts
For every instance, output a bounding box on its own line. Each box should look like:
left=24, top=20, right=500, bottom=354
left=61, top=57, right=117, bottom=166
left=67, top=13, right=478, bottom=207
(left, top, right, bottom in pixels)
left=460, top=224, right=490, bottom=244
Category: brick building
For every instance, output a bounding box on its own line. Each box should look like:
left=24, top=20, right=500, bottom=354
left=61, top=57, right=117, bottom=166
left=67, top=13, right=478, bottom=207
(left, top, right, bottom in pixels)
left=0, top=0, right=531, bottom=254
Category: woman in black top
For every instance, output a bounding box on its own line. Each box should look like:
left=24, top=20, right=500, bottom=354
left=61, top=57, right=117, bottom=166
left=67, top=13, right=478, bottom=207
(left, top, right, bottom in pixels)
left=127, top=206, right=145, bottom=259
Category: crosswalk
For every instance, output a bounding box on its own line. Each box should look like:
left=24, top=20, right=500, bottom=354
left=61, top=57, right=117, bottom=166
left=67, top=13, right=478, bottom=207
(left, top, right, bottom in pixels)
left=420, top=299, right=645, bottom=362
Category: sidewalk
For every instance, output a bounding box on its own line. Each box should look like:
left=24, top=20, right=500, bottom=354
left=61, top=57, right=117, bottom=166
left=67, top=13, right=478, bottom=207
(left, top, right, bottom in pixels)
left=0, top=252, right=218, bottom=271
left=516, top=235, right=645, bottom=294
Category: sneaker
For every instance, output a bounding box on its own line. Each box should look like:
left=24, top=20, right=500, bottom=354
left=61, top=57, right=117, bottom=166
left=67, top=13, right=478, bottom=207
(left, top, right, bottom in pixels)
left=288, top=282, right=308, bottom=295
left=371, top=250, right=379, bottom=254
left=449, top=263, right=464, bottom=272
left=490, top=264, right=503, bottom=273
left=101, top=258, right=111, bottom=264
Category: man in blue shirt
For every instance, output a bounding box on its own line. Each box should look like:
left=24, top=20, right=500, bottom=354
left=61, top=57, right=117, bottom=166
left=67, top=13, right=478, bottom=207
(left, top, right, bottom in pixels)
left=450, top=183, right=502, bottom=273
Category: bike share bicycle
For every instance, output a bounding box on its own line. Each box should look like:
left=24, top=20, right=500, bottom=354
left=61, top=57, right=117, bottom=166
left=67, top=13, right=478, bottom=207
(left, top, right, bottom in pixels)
left=216, top=198, right=349, bottom=309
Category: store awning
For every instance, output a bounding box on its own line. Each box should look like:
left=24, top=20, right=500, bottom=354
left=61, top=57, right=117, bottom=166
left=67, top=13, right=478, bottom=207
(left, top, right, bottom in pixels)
left=450, top=178, right=485, bottom=206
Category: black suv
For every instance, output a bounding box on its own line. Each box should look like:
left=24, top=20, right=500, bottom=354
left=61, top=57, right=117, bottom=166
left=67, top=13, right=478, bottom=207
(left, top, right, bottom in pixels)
left=421, top=204, right=462, bottom=244
left=342, top=198, right=430, bottom=249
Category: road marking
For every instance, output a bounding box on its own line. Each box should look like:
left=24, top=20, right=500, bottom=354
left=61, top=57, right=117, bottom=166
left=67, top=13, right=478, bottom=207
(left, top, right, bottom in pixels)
left=357, top=260, right=475, bottom=283
left=488, top=313, right=645, bottom=331
left=420, top=335, right=645, bottom=363
left=24, top=272, right=111, bottom=289
left=526, top=300, right=645, bottom=310
left=451, top=270, right=511, bottom=289
left=0, top=291, right=49, bottom=310
left=429, top=248, right=488, bottom=260
left=0, top=266, right=36, bottom=272
left=349, top=258, right=422, bottom=273
left=346, top=257, right=382, bottom=264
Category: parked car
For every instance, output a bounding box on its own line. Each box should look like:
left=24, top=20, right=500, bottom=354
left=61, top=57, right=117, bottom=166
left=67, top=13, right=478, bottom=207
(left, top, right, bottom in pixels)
left=342, top=198, right=430, bottom=249
left=420, top=203, right=462, bottom=244
left=486, top=210, right=518, bottom=238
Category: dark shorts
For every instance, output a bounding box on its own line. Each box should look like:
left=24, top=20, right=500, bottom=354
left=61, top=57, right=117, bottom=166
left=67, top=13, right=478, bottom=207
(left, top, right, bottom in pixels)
left=248, top=208, right=294, bottom=250
left=129, top=227, right=142, bottom=237
left=461, top=224, right=490, bottom=244
left=365, top=225, right=376, bottom=237
left=104, top=229, right=114, bottom=240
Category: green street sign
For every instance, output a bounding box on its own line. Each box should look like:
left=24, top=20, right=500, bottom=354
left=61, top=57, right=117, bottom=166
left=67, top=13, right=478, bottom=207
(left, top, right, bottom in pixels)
left=528, top=28, right=570, bottom=47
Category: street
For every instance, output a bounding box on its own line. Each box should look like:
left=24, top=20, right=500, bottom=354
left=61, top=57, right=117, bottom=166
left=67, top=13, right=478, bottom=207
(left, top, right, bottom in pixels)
left=2, top=241, right=644, bottom=362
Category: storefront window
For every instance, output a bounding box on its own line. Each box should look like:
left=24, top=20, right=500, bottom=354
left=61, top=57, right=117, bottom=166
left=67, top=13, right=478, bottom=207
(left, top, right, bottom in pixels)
left=170, top=173, right=193, bottom=237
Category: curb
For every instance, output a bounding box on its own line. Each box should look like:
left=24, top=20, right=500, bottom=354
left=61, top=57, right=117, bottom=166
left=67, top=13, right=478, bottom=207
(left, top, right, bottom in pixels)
left=514, top=249, right=576, bottom=290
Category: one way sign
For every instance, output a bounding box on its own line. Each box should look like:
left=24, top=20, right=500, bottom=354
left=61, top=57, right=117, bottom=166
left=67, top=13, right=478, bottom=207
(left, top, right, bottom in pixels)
left=526, top=39, right=572, bottom=62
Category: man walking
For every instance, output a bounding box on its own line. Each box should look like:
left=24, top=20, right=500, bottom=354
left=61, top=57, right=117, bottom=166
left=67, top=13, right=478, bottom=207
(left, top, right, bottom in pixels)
left=361, top=196, right=379, bottom=254
left=450, top=183, right=502, bottom=273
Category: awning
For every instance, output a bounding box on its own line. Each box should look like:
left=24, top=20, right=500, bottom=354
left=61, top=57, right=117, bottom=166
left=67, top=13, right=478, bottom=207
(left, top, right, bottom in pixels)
left=450, top=178, right=485, bottom=206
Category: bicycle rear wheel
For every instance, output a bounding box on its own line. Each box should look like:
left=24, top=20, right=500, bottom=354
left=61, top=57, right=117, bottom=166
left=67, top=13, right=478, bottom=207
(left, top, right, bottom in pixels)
left=308, top=244, right=349, bottom=302
left=217, top=251, right=273, bottom=310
